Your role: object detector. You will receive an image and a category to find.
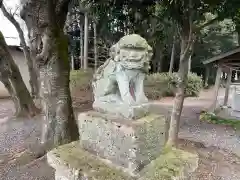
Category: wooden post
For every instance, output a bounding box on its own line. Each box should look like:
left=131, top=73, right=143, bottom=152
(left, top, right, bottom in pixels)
left=71, top=54, right=74, bottom=70
left=204, top=66, right=210, bottom=87
left=210, top=66, right=222, bottom=112
left=83, top=12, right=89, bottom=70
left=223, top=68, right=232, bottom=107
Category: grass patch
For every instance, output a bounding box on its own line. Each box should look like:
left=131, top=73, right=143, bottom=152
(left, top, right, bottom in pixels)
left=200, top=112, right=240, bottom=130
left=70, top=69, right=93, bottom=91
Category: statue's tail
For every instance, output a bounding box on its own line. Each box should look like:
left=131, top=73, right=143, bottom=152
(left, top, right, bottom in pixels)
left=93, top=58, right=111, bottom=81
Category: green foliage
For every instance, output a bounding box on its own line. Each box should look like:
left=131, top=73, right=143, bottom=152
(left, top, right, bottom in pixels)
left=145, top=72, right=203, bottom=99
left=69, top=69, right=93, bottom=90
left=200, top=112, right=240, bottom=130
left=185, top=73, right=203, bottom=96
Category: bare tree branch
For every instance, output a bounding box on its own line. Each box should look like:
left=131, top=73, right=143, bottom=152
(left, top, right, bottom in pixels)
left=12, top=6, right=20, bottom=17
left=195, top=16, right=220, bottom=31
left=1, top=3, right=25, bottom=47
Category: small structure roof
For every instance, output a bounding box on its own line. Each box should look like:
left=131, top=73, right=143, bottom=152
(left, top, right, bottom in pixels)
left=202, top=46, right=240, bottom=69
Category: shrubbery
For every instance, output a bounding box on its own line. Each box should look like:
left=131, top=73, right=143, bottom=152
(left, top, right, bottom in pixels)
left=145, top=72, right=203, bottom=99
left=69, top=70, right=203, bottom=100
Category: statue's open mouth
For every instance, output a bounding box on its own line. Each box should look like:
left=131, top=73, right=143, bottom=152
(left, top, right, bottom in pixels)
left=122, top=61, right=144, bottom=69
left=128, top=58, right=142, bottom=62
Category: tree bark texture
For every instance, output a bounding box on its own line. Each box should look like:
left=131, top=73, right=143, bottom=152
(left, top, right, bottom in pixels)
left=0, top=31, right=38, bottom=117
left=1, top=4, right=39, bottom=98
left=20, top=0, right=79, bottom=149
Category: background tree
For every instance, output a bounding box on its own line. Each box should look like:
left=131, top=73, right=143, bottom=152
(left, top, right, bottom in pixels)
left=155, top=0, right=240, bottom=147
left=1, top=1, right=39, bottom=98
left=0, top=30, right=38, bottom=117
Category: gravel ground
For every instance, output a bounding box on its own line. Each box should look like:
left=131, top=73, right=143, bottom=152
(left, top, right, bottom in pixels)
left=0, top=88, right=239, bottom=179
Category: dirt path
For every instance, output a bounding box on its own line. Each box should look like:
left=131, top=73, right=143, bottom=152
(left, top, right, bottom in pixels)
left=0, top=88, right=239, bottom=179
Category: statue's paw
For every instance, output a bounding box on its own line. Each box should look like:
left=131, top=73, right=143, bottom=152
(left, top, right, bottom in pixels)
left=137, top=96, right=148, bottom=104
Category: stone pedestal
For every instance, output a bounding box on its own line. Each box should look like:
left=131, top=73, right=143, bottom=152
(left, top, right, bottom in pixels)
left=47, top=142, right=132, bottom=180
left=47, top=110, right=199, bottom=180
left=92, top=101, right=150, bottom=120
left=47, top=142, right=199, bottom=180
left=78, top=111, right=166, bottom=174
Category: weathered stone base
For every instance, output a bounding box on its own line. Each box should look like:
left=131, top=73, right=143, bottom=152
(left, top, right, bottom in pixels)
left=93, top=100, right=150, bottom=119
left=47, top=142, right=199, bottom=180
left=47, top=142, right=133, bottom=180
left=78, top=111, right=166, bottom=174
left=139, top=147, right=199, bottom=180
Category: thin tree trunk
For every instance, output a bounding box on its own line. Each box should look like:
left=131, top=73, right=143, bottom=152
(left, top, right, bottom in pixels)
left=188, top=44, right=194, bottom=73
left=166, top=30, right=194, bottom=147
left=1, top=4, right=39, bottom=98
left=188, top=55, right=192, bottom=73
left=83, top=12, right=89, bottom=70
left=93, top=22, right=98, bottom=71
left=80, top=23, right=84, bottom=69
left=155, top=42, right=163, bottom=73
left=169, top=36, right=176, bottom=74
left=0, top=31, right=39, bottom=117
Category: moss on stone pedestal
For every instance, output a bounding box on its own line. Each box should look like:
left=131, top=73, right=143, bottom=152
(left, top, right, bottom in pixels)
left=139, top=147, right=199, bottom=180
left=47, top=141, right=198, bottom=180
left=47, top=141, right=134, bottom=180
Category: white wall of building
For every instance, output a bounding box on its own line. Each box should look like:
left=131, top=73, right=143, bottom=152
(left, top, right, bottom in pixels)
left=0, top=48, right=30, bottom=97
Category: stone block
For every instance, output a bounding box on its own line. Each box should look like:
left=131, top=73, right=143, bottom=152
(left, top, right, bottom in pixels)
left=47, top=141, right=133, bottom=180
left=139, top=147, right=199, bottom=180
left=78, top=111, right=166, bottom=174
left=93, top=101, right=150, bottom=120
left=47, top=142, right=198, bottom=180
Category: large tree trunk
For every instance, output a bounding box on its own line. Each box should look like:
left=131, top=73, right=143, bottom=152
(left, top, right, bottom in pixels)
left=1, top=4, right=39, bottom=98
left=20, top=0, right=79, bottom=150
left=40, top=29, right=79, bottom=148
left=166, top=30, right=194, bottom=147
left=0, top=31, right=38, bottom=117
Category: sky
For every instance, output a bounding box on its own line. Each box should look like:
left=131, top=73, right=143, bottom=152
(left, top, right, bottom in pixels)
left=0, top=0, right=28, bottom=46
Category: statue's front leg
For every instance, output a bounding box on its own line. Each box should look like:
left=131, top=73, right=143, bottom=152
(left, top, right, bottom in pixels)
left=116, top=71, right=136, bottom=106
left=134, top=72, right=148, bottom=104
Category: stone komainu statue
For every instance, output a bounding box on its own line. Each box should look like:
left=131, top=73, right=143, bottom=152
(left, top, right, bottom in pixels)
left=92, top=34, right=153, bottom=119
